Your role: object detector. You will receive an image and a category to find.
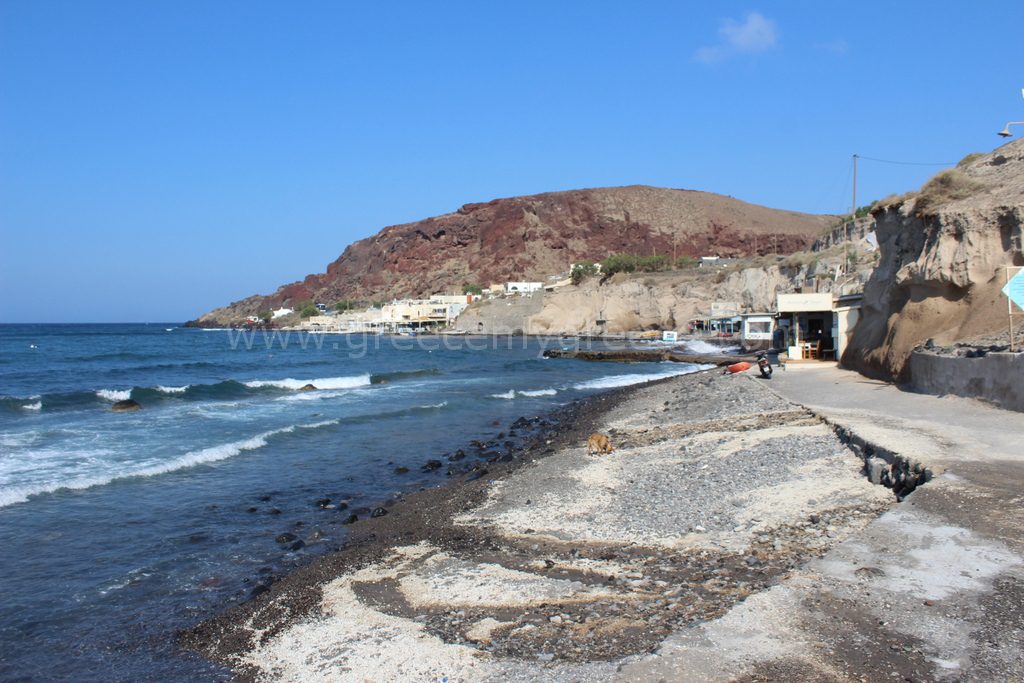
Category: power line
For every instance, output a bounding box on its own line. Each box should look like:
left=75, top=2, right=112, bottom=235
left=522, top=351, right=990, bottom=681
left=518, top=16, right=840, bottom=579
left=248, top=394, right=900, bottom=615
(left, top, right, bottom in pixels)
left=856, top=155, right=956, bottom=167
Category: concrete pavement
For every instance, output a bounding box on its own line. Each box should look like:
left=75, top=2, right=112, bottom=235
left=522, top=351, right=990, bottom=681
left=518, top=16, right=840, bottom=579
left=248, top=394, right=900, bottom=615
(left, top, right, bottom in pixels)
left=618, top=364, right=1024, bottom=681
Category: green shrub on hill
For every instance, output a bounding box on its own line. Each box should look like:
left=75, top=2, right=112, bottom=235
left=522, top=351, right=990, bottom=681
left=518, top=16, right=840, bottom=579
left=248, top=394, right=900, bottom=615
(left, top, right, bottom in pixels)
left=570, top=261, right=597, bottom=285
left=599, top=254, right=668, bottom=277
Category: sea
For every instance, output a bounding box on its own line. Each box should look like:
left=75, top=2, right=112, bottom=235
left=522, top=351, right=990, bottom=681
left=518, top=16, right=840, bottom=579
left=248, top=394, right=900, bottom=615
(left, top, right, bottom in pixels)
left=0, top=324, right=708, bottom=681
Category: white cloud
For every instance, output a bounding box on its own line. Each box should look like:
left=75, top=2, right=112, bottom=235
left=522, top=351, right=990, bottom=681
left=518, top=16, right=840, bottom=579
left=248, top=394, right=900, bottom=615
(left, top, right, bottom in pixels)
left=695, top=11, right=778, bottom=64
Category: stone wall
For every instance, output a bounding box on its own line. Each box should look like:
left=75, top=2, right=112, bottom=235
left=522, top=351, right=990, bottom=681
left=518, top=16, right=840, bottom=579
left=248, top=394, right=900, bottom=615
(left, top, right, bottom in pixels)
left=907, top=350, right=1024, bottom=412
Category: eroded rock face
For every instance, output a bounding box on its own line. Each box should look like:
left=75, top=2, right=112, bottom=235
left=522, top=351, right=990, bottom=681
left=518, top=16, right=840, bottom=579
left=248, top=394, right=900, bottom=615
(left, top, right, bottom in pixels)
left=188, top=186, right=833, bottom=327
left=843, top=140, right=1024, bottom=381
left=457, top=265, right=796, bottom=336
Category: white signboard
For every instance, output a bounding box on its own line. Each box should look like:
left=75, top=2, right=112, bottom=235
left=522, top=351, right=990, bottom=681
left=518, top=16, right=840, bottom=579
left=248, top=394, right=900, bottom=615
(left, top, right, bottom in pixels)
left=777, top=292, right=833, bottom=313
left=1003, top=268, right=1024, bottom=311
left=662, top=331, right=678, bottom=343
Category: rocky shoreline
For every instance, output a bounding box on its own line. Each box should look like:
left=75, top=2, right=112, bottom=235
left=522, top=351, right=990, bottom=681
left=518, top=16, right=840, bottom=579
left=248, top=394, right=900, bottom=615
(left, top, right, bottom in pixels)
left=181, top=368, right=907, bottom=681
left=178, top=373, right=653, bottom=675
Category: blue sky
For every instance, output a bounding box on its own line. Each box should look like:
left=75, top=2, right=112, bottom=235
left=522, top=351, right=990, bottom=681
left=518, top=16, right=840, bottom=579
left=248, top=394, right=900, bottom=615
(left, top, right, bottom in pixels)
left=2, top=2, right=1022, bottom=322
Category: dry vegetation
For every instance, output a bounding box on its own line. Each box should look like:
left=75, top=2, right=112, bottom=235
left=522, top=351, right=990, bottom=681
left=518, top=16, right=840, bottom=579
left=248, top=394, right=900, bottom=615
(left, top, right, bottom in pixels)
left=875, top=192, right=915, bottom=211
left=956, top=152, right=985, bottom=168
left=913, top=169, right=985, bottom=216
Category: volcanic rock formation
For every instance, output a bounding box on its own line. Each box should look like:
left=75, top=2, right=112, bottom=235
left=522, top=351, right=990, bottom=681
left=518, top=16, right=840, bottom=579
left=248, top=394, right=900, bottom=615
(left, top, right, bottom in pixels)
left=188, top=186, right=834, bottom=327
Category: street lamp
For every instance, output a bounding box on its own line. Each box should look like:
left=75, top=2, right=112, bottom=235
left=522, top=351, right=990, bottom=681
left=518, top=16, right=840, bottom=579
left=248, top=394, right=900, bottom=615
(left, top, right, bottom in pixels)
left=998, top=122, right=1024, bottom=137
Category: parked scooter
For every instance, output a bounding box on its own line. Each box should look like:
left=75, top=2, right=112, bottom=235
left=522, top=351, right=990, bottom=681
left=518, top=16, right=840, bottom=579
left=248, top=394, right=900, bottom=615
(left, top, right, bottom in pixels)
left=755, top=350, right=773, bottom=378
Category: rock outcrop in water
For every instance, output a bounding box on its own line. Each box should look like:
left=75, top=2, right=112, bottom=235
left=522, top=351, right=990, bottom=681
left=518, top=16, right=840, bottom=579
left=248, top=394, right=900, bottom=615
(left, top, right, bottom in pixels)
left=111, top=399, right=141, bottom=412
left=843, top=139, right=1024, bottom=380
left=188, top=186, right=834, bottom=327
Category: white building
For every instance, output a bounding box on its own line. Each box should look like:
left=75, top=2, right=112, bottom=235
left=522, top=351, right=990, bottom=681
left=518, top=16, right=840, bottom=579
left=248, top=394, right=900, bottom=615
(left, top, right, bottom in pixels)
left=776, top=292, right=862, bottom=361
left=271, top=307, right=294, bottom=319
left=505, top=282, right=544, bottom=294
left=740, top=313, right=775, bottom=347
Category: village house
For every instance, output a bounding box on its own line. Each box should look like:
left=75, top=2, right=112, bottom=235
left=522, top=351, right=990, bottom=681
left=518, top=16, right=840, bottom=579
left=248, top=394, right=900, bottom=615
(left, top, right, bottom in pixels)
left=775, top=291, right=862, bottom=361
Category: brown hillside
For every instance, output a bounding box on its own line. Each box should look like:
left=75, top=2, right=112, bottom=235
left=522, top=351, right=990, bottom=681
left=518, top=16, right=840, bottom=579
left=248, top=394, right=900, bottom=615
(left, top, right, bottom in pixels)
left=190, top=185, right=835, bottom=326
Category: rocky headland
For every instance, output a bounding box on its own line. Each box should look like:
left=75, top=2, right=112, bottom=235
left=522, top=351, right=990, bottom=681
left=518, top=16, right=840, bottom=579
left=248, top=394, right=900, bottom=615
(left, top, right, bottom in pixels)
left=187, top=186, right=835, bottom=328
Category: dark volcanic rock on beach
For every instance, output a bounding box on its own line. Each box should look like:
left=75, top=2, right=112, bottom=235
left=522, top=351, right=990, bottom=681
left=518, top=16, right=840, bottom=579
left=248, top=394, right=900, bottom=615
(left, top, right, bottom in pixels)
left=187, top=186, right=834, bottom=326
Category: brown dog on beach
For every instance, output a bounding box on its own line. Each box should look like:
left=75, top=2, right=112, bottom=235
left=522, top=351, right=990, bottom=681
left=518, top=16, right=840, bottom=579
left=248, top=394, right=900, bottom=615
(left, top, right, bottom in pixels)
left=587, top=433, right=614, bottom=455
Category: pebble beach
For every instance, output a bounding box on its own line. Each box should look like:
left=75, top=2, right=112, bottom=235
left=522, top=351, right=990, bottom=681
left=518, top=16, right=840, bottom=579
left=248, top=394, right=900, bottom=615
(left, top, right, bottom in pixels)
left=185, top=367, right=901, bottom=681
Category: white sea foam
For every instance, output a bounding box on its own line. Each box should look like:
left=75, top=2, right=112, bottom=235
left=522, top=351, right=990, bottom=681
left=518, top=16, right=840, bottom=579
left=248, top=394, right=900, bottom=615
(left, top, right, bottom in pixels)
left=303, top=419, right=341, bottom=429
left=0, top=432, right=39, bottom=448
left=572, top=366, right=701, bottom=391
left=21, top=402, right=42, bottom=411
left=682, top=340, right=740, bottom=354
left=0, top=420, right=336, bottom=509
left=156, top=385, right=189, bottom=394
left=490, top=388, right=558, bottom=399
left=520, top=388, right=557, bottom=397
left=418, top=401, right=448, bottom=409
left=244, top=375, right=371, bottom=391
left=96, top=389, right=132, bottom=402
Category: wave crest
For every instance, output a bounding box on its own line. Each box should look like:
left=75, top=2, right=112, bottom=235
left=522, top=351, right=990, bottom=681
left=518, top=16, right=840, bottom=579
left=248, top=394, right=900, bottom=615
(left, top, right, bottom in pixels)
left=0, top=420, right=339, bottom=508
left=490, top=388, right=558, bottom=399
left=243, top=375, right=371, bottom=391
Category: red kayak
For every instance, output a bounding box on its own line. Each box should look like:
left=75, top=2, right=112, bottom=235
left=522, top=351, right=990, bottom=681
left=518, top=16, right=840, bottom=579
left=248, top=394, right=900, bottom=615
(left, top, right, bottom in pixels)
left=726, top=361, right=751, bottom=373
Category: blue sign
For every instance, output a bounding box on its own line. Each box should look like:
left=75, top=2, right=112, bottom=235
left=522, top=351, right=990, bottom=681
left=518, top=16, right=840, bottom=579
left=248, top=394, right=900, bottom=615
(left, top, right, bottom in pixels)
left=1003, top=268, right=1024, bottom=311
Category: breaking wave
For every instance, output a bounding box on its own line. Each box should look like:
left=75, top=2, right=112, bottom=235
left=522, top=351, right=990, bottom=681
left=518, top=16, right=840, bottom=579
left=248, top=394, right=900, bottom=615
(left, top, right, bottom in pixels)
left=571, top=365, right=703, bottom=390
left=2, top=373, right=417, bottom=413
left=243, top=374, right=371, bottom=391
left=0, top=420, right=339, bottom=509
left=682, top=339, right=741, bottom=354
left=96, top=389, right=132, bottom=402
left=490, top=388, right=558, bottom=399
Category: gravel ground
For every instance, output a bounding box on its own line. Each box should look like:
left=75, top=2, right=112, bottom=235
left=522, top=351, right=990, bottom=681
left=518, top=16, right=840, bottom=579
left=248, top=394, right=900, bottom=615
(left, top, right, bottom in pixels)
left=185, top=369, right=901, bottom=682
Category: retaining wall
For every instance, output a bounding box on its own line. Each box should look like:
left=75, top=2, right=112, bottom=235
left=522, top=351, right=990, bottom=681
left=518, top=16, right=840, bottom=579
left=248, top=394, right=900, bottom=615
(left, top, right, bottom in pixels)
left=908, top=350, right=1024, bottom=412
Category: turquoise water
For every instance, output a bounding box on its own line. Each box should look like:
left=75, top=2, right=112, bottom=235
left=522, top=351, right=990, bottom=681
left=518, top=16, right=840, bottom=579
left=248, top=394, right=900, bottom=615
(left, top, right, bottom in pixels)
left=0, top=324, right=702, bottom=681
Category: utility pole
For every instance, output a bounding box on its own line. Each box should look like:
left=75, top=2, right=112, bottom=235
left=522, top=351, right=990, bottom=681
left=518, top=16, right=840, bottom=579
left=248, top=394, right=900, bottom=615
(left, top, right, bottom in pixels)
left=851, top=154, right=858, bottom=218
left=844, top=153, right=860, bottom=283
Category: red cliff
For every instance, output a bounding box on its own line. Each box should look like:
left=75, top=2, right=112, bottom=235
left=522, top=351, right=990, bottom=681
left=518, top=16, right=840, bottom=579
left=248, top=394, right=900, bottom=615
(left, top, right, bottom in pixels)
left=189, top=185, right=835, bottom=326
